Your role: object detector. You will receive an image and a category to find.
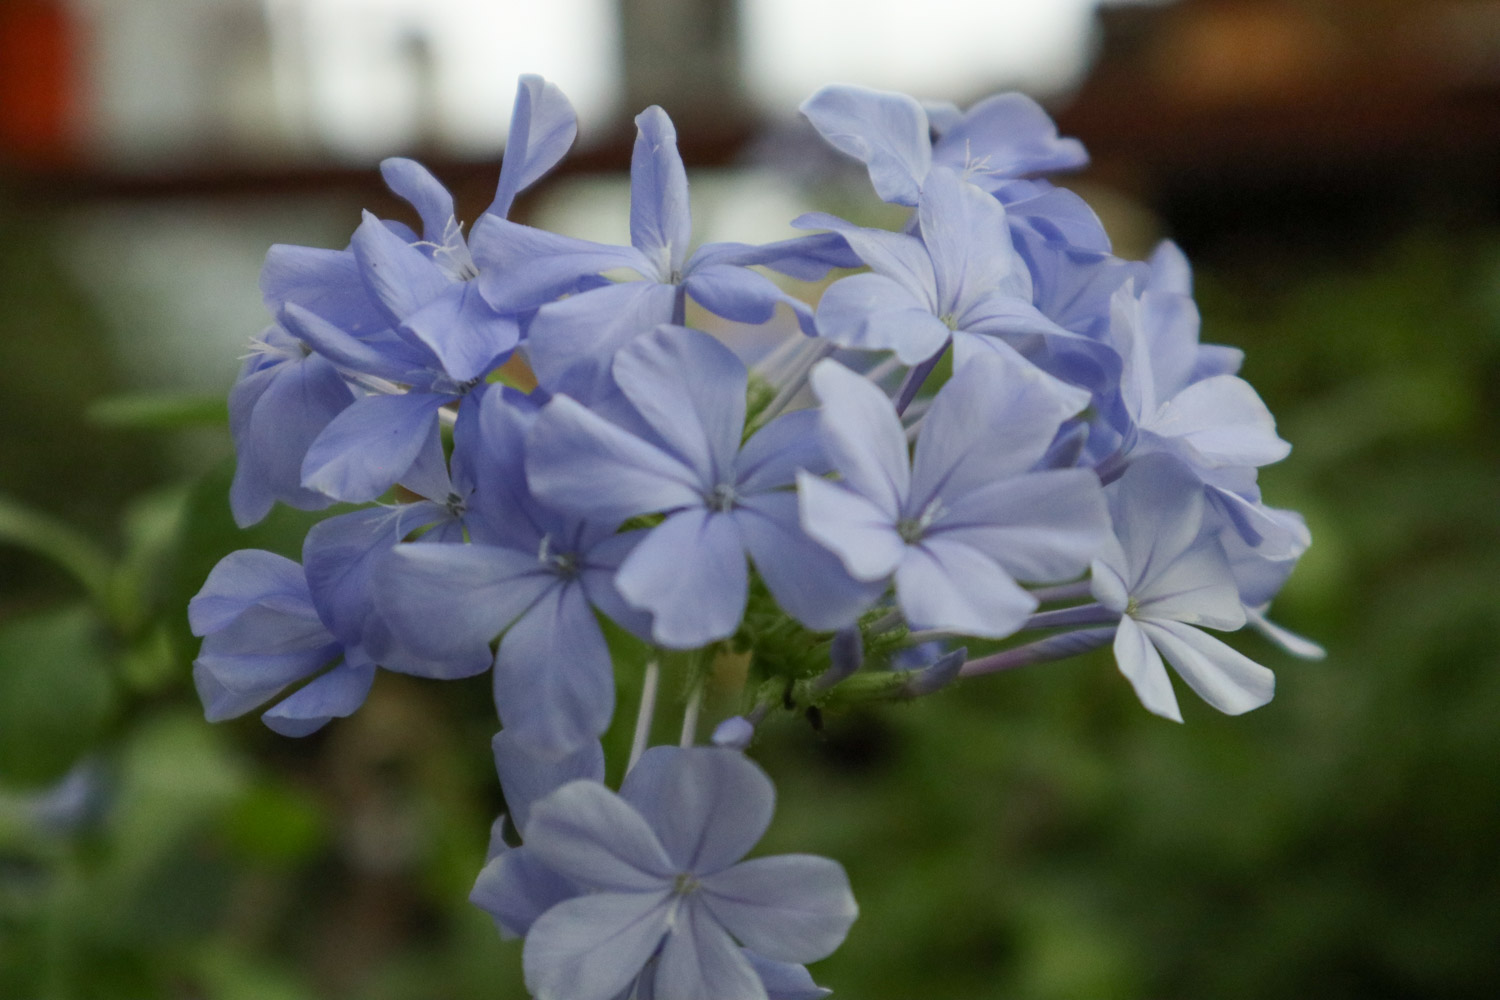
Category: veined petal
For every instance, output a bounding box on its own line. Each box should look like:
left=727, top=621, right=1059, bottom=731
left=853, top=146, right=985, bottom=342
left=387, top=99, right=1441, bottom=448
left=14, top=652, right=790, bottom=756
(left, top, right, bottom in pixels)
left=932, top=469, right=1109, bottom=583
left=493, top=728, right=606, bottom=835
left=1113, top=615, right=1182, bottom=722
left=1134, top=539, right=1246, bottom=631
left=402, top=282, right=519, bottom=383
left=527, top=282, right=676, bottom=391
left=260, top=243, right=388, bottom=336
left=656, top=900, right=767, bottom=1000
left=1105, top=454, right=1207, bottom=593
left=524, top=782, right=675, bottom=890
left=797, top=471, right=903, bottom=583
left=630, top=107, right=692, bottom=277
left=684, top=264, right=814, bottom=333
left=736, top=409, right=829, bottom=494
left=471, top=216, right=651, bottom=311
left=494, top=581, right=616, bottom=758
left=932, top=91, right=1087, bottom=182
left=377, top=542, right=553, bottom=662
left=917, top=167, right=1020, bottom=314
left=895, top=537, right=1036, bottom=638
left=613, top=327, right=747, bottom=488
left=491, top=74, right=578, bottom=219
left=471, top=845, right=580, bottom=940
left=736, top=492, right=883, bottom=630
left=527, top=394, right=703, bottom=522
left=300, top=391, right=446, bottom=503
left=815, top=272, right=951, bottom=365
left=262, top=658, right=375, bottom=737
left=616, top=509, right=746, bottom=649
left=189, top=549, right=308, bottom=635
left=379, top=157, right=455, bottom=242
left=794, top=214, right=935, bottom=303
left=700, top=855, right=858, bottom=964
left=524, top=890, right=674, bottom=1000
left=1152, top=375, right=1291, bottom=468
left=616, top=746, right=774, bottom=874
left=1140, top=619, right=1275, bottom=716
left=800, top=84, right=931, bottom=206
left=908, top=349, right=1090, bottom=506
left=808, top=359, right=909, bottom=518
left=350, top=210, right=452, bottom=327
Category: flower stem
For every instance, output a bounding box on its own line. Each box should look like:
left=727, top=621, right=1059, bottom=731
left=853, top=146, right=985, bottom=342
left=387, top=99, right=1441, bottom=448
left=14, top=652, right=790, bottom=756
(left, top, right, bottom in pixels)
left=628, top=659, right=660, bottom=772
left=958, top=627, right=1115, bottom=678
left=679, top=683, right=703, bottom=748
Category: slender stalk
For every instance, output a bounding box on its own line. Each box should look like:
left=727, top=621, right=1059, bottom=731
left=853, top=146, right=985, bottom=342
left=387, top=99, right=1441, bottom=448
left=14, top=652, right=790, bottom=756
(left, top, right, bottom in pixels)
left=894, top=340, right=949, bottom=416
left=752, top=330, right=811, bottom=384
left=628, top=660, right=660, bottom=771
left=755, top=339, right=835, bottom=427
left=958, top=627, right=1115, bottom=678
left=679, top=683, right=703, bottom=748
left=1023, top=603, right=1119, bottom=630
left=1028, top=579, right=1095, bottom=604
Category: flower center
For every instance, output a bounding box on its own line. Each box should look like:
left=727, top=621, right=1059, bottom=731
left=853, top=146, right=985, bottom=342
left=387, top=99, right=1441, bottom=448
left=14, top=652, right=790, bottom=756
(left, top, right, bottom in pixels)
left=672, top=872, right=701, bottom=896
left=896, top=497, right=944, bottom=544
left=444, top=491, right=467, bottom=518
left=705, top=482, right=738, bottom=513
left=537, top=535, right=579, bottom=579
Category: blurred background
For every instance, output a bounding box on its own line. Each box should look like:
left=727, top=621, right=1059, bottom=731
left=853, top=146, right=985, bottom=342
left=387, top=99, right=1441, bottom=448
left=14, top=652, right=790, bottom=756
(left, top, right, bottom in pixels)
left=3, top=0, right=1499, bottom=997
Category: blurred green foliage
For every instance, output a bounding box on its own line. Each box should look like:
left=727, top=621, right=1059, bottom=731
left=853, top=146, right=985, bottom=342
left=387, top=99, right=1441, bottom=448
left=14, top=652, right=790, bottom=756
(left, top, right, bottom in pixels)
left=1, top=192, right=1497, bottom=1000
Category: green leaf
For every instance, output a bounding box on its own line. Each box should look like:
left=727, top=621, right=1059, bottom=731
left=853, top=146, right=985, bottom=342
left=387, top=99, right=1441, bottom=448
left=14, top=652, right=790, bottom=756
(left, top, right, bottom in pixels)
left=86, top=393, right=228, bottom=430
left=0, top=493, right=114, bottom=607
left=0, top=605, right=117, bottom=786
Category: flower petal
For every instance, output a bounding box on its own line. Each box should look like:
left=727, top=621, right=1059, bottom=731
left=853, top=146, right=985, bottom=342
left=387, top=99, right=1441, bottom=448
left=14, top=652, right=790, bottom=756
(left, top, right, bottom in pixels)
left=1140, top=619, right=1275, bottom=716
left=524, top=890, right=673, bottom=1000
left=616, top=509, right=746, bottom=649
left=617, top=746, right=774, bottom=874
left=700, top=855, right=858, bottom=964
left=655, top=900, right=767, bottom=1000
left=524, top=782, right=674, bottom=890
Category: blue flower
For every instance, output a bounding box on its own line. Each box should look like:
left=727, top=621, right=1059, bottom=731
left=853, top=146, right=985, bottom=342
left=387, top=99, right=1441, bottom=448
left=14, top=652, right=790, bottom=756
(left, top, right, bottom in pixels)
left=376, top=390, right=650, bottom=756
left=799, top=349, right=1110, bottom=638
left=800, top=83, right=1086, bottom=207
left=471, top=105, right=820, bottom=395
left=514, top=746, right=856, bottom=1000
left=801, top=168, right=1104, bottom=372
left=526, top=325, right=876, bottom=648
left=1089, top=454, right=1277, bottom=722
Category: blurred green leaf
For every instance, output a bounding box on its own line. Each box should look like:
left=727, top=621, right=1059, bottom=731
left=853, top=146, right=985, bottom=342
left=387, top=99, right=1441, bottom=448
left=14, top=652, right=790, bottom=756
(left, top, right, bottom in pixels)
left=86, top=393, right=228, bottom=430
left=0, top=494, right=114, bottom=608
left=0, top=605, right=116, bottom=787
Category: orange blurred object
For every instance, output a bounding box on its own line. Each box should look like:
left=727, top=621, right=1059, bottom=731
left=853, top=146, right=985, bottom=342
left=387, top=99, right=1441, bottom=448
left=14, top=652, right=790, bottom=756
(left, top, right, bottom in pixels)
left=0, top=0, right=83, bottom=166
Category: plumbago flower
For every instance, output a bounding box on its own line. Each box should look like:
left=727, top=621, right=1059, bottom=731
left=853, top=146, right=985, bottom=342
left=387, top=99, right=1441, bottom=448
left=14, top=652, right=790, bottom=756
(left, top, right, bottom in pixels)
left=190, top=73, right=1319, bottom=999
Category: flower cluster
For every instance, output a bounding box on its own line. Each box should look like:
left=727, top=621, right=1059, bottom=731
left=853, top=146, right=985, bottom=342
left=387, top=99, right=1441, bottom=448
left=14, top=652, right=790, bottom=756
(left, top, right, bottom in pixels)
left=191, top=76, right=1318, bottom=997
